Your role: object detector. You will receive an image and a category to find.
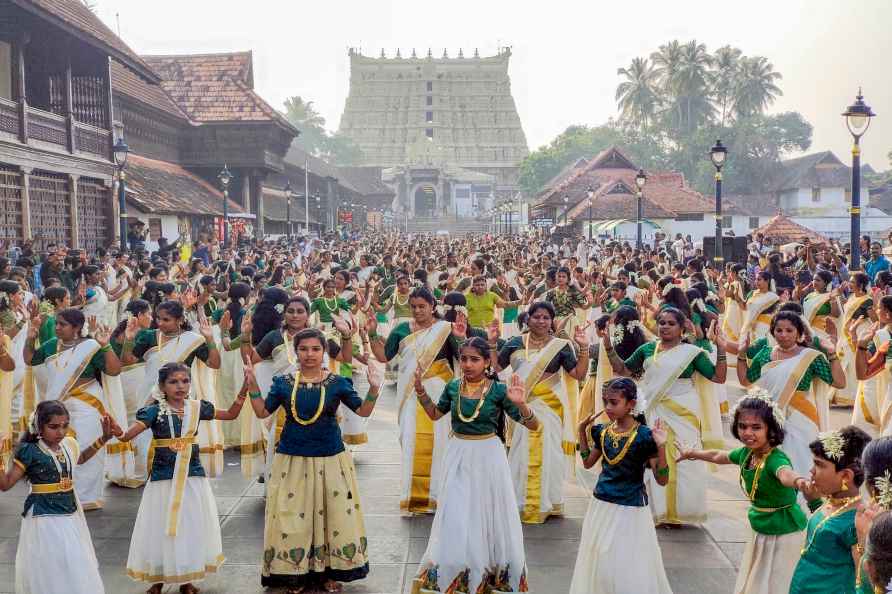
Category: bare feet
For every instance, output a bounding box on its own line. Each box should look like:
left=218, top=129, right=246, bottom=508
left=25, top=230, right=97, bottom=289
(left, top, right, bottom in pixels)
left=323, top=579, right=343, bottom=592
left=179, top=584, right=199, bottom=594
left=147, top=585, right=162, bottom=594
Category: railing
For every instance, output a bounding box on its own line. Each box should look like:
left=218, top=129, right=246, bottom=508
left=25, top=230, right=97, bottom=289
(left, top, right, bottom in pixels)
left=0, top=101, right=110, bottom=160
left=0, top=97, right=19, bottom=138
left=26, top=106, right=66, bottom=147
left=74, top=121, right=110, bottom=158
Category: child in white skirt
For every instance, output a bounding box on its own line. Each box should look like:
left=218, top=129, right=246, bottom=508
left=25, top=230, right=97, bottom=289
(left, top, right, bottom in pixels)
left=112, top=361, right=249, bottom=594
left=0, top=400, right=115, bottom=594
left=570, top=377, right=673, bottom=594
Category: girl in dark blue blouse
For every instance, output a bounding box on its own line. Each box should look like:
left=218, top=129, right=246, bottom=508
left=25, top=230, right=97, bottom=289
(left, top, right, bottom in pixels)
left=569, top=378, right=673, bottom=594
left=0, top=400, right=114, bottom=594
left=244, top=327, right=382, bottom=594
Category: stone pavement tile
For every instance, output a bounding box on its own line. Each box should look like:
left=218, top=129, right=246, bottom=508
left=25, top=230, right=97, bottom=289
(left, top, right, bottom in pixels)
left=407, top=514, right=434, bottom=537
left=666, top=567, right=735, bottom=594
left=172, top=563, right=261, bottom=593
left=94, top=537, right=133, bottom=565
left=0, top=539, right=18, bottom=563
left=363, top=514, right=414, bottom=538
left=524, top=565, right=575, bottom=594
left=88, top=494, right=142, bottom=517
left=0, top=515, right=20, bottom=534
left=704, top=500, right=751, bottom=544
left=560, top=497, right=590, bottom=518
left=339, top=563, right=405, bottom=594
left=0, top=564, right=12, bottom=593
left=99, top=563, right=143, bottom=594
left=228, top=495, right=265, bottom=516
left=0, top=496, right=26, bottom=516
left=221, top=513, right=265, bottom=538
left=366, top=535, right=411, bottom=564
left=521, top=517, right=583, bottom=540
left=406, top=536, right=429, bottom=563
left=525, top=538, right=579, bottom=566
left=104, top=483, right=146, bottom=498
left=222, top=537, right=265, bottom=564
left=717, top=541, right=745, bottom=569
left=654, top=525, right=712, bottom=543
left=85, top=514, right=135, bottom=538
left=352, top=461, right=402, bottom=477
left=215, top=495, right=244, bottom=516
left=208, top=476, right=254, bottom=497
left=361, top=495, right=402, bottom=514
left=358, top=477, right=403, bottom=496
left=660, top=540, right=734, bottom=569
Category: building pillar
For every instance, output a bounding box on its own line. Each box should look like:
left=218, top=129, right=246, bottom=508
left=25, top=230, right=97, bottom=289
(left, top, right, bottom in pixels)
left=326, top=178, right=336, bottom=230
left=68, top=174, right=79, bottom=248
left=14, top=33, right=29, bottom=145
left=20, top=167, right=31, bottom=240
left=64, top=52, right=75, bottom=153
left=252, top=173, right=266, bottom=238
left=109, top=177, right=119, bottom=247
left=241, top=175, right=251, bottom=211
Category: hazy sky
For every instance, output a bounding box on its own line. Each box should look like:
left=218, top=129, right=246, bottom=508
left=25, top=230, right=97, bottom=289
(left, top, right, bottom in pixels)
left=96, top=0, right=891, bottom=169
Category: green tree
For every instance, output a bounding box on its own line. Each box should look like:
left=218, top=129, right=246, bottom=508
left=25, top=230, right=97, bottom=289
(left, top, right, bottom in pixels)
left=616, top=57, right=661, bottom=131
left=733, top=56, right=783, bottom=119
left=711, top=45, right=742, bottom=127
left=282, top=96, right=363, bottom=165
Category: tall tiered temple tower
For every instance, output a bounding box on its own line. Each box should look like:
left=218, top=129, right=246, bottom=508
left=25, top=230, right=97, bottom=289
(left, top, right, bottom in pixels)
left=337, top=47, right=528, bottom=218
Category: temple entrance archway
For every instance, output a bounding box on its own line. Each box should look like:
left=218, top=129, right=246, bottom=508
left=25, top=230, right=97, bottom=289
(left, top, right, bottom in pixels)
left=413, top=184, right=437, bottom=216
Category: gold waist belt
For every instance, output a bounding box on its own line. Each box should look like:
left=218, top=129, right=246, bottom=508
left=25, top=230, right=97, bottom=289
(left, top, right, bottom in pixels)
left=152, top=436, right=197, bottom=452
left=452, top=432, right=496, bottom=440
left=31, top=478, right=74, bottom=494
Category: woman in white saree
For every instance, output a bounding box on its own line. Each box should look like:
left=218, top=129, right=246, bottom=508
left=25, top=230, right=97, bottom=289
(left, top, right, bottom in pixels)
left=493, top=301, right=589, bottom=524
left=736, top=310, right=845, bottom=477
left=720, top=264, right=748, bottom=345
left=739, top=270, right=779, bottom=344
left=25, top=308, right=125, bottom=509
left=120, top=300, right=224, bottom=478
left=853, top=296, right=892, bottom=437
left=366, top=287, right=469, bottom=514
left=601, top=307, right=728, bottom=526
left=800, top=270, right=841, bottom=345
left=836, top=271, right=874, bottom=406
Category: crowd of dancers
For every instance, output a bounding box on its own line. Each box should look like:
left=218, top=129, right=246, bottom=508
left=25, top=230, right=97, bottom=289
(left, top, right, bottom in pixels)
left=0, top=230, right=891, bottom=594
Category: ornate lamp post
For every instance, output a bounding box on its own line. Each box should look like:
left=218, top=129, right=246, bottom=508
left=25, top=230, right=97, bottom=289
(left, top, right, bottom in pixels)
left=112, top=136, right=129, bottom=250
left=217, top=165, right=232, bottom=248
left=709, top=140, right=728, bottom=267
left=586, top=186, right=595, bottom=240
left=283, top=181, right=293, bottom=240
left=842, top=89, right=876, bottom=271
left=635, top=169, right=647, bottom=250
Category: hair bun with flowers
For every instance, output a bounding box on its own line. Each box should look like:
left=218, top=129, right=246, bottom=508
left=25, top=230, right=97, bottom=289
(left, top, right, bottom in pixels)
left=875, top=470, right=892, bottom=511
left=27, top=411, right=37, bottom=435
left=818, top=430, right=846, bottom=461
left=733, top=386, right=785, bottom=428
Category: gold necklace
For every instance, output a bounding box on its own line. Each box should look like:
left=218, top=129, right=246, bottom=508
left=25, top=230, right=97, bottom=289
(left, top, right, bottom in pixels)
left=599, top=421, right=639, bottom=466
left=740, top=448, right=772, bottom=501
left=800, top=496, right=860, bottom=556
left=322, top=296, right=339, bottom=312
left=456, top=379, right=489, bottom=423
left=524, top=333, right=550, bottom=360
left=289, top=371, right=327, bottom=426
left=395, top=292, right=409, bottom=306
left=606, top=421, right=638, bottom=449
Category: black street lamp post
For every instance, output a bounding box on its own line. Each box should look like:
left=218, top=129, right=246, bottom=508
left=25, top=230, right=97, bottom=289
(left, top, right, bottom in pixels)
left=112, top=136, right=129, bottom=251
left=842, top=89, right=876, bottom=271
left=635, top=169, right=647, bottom=250
left=284, top=181, right=293, bottom=240
left=218, top=165, right=232, bottom=248
left=709, top=140, right=728, bottom=267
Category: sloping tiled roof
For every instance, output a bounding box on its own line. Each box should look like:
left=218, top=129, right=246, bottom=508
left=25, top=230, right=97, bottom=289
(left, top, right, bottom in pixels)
left=538, top=157, right=589, bottom=196
left=534, top=146, right=713, bottom=221
left=125, top=154, right=245, bottom=216
left=752, top=214, right=828, bottom=244
left=723, top=193, right=779, bottom=216
left=110, top=60, right=190, bottom=122
left=338, top=166, right=394, bottom=197
left=774, top=151, right=852, bottom=191
left=142, top=52, right=296, bottom=132
left=11, top=0, right=159, bottom=82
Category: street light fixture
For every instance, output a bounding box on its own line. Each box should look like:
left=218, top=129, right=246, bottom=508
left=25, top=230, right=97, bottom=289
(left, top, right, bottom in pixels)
left=283, top=181, right=293, bottom=240
left=586, top=186, right=595, bottom=240
left=842, top=89, right=876, bottom=271
left=635, top=170, right=647, bottom=250
left=218, top=164, right=232, bottom=248
left=112, top=136, right=129, bottom=251
left=709, top=140, right=728, bottom=267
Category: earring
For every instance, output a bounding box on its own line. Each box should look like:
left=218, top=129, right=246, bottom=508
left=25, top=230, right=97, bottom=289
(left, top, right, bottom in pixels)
left=841, top=479, right=848, bottom=492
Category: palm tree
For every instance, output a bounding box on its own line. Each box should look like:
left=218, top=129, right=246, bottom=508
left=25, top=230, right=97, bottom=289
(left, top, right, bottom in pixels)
left=616, top=57, right=661, bottom=131
left=733, top=56, right=783, bottom=118
left=711, top=45, right=742, bottom=127
left=650, top=40, right=685, bottom=94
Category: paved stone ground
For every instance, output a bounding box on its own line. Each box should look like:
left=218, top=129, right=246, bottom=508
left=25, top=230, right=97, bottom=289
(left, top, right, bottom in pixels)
left=0, top=382, right=853, bottom=593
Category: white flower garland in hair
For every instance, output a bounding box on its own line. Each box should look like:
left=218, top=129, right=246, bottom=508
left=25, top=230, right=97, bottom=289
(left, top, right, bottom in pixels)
left=818, top=430, right=845, bottom=461
left=28, top=411, right=37, bottom=435
left=633, top=397, right=648, bottom=416
left=732, top=386, right=785, bottom=428
left=275, top=303, right=285, bottom=314
left=876, top=470, right=892, bottom=510
left=661, top=283, right=674, bottom=297
left=449, top=305, right=468, bottom=317
left=610, top=323, right=625, bottom=345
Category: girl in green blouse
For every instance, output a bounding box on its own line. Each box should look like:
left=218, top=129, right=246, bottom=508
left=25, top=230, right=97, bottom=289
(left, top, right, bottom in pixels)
left=854, top=437, right=892, bottom=594
left=412, top=337, right=535, bottom=594
left=790, top=425, right=872, bottom=594
left=679, top=396, right=816, bottom=594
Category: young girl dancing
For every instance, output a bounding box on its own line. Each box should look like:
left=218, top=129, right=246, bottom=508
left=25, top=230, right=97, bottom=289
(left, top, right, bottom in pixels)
left=855, top=437, right=892, bottom=593
left=790, top=425, right=872, bottom=594
left=678, top=396, right=816, bottom=594
left=113, top=361, right=249, bottom=594
left=413, top=337, right=534, bottom=594
left=1, top=400, right=115, bottom=593
left=569, top=377, right=672, bottom=594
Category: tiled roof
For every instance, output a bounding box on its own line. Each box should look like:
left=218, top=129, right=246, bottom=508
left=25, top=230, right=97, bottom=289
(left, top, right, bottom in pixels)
left=538, top=157, right=589, bottom=197
left=534, top=146, right=713, bottom=220
left=752, top=214, right=828, bottom=244
left=338, top=166, right=394, bottom=197
left=12, top=0, right=159, bottom=82
left=142, top=52, right=296, bottom=132
left=110, top=60, right=190, bottom=122
left=773, top=151, right=864, bottom=191
left=125, top=154, right=245, bottom=216
left=723, top=193, right=779, bottom=216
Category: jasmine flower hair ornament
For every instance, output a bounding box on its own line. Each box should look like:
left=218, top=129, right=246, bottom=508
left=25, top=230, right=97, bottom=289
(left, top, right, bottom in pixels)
left=818, top=430, right=845, bottom=461
left=733, top=386, right=785, bottom=428
left=876, top=470, right=892, bottom=511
